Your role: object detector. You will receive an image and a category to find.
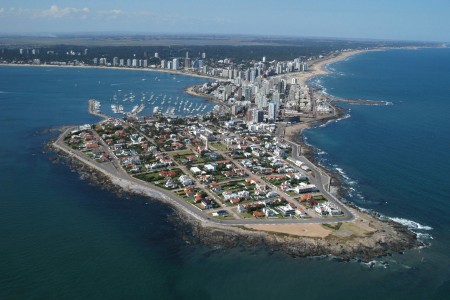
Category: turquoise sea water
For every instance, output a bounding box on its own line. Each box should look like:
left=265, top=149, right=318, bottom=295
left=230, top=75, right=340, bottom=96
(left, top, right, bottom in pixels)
left=1, top=49, right=449, bottom=299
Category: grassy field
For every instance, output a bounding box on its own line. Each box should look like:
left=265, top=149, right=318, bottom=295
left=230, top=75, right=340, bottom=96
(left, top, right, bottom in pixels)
left=209, top=142, right=228, bottom=152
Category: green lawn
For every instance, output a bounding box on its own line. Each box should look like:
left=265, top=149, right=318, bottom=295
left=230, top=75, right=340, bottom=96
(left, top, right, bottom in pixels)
left=210, top=142, right=228, bottom=151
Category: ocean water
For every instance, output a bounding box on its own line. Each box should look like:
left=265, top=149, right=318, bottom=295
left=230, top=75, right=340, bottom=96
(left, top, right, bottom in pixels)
left=0, top=49, right=449, bottom=300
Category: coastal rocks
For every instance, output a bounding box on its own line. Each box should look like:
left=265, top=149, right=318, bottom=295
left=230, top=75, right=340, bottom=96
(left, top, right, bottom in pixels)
left=47, top=136, right=422, bottom=262
left=174, top=209, right=421, bottom=262
left=47, top=141, right=134, bottom=198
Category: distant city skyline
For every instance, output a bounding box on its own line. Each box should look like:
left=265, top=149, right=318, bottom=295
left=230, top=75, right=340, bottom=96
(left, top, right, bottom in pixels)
left=0, top=0, right=449, bottom=42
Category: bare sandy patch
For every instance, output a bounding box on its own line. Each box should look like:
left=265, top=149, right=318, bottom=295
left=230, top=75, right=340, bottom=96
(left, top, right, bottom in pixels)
left=245, top=224, right=332, bottom=238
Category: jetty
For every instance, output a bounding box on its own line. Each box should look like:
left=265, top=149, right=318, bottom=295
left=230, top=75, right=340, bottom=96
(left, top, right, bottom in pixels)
left=88, top=99, right=108, bottom=119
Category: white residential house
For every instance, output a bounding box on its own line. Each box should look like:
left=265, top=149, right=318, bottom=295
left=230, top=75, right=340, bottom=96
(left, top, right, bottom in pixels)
left=237, top=204, right=247, bottom=213
left=295, top=208, right=307, bottom=217
left=204, top=164, right=216, bottom=172
left=237, top=190, right=250, bottom=199
left=277, top=205, right=296, bottom=217
left=179, top=175, right=193, bottom=186
left=266, top=191, right=279, bottom=198
left=263, top=207, right=278, bottom=217
left=190, top=166, right=201, bottom=174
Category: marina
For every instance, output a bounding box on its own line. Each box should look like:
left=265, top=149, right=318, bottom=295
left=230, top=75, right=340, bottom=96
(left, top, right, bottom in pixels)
left=107, top=85, right=215, bottom=117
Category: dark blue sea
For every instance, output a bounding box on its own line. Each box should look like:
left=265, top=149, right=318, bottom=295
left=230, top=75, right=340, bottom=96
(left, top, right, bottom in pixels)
left=1, top=49, right=449, bottom=299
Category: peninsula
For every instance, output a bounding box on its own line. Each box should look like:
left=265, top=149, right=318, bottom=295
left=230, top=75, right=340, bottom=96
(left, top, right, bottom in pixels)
left=50, top=49, right=421, bottom=261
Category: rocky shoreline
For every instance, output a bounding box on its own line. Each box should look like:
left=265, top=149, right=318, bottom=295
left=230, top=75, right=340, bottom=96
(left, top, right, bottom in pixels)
left=174, top=207, right=420, bottom=262
left=46, top=131, right=423, bottom=262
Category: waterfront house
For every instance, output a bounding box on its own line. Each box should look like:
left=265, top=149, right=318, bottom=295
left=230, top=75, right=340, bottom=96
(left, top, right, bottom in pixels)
left=165, top=179, right=178, bottom=189
left=277, top=205, right=296, bottom=217
left=252, top=211, right=265, bottom=218
left=263, top=207, right=278, bottom=217
left=295, top=208, right=307, bottom=217
left=179, top=175, right=193, bottom=186
left=194, top=193, right=203, bottom=203
left=212, top=210, right=228, bottom=217
left=237, top=204, right=247, bottom=213
left=201, top=199, right=213, bottom=209
left=184, top=186, right=194, bottom=197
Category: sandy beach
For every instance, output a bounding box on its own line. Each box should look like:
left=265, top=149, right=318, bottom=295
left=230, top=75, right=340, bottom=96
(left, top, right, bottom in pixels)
left=0, top=62, right=218, bottom=81
left=283, top=49, right=377, bottom=86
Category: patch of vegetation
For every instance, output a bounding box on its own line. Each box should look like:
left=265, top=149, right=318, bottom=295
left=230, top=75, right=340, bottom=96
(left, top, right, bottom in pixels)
left=322, top=223, right=343, bottom=230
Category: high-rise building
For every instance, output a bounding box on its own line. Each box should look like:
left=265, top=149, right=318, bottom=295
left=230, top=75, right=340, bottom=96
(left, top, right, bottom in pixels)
left=172, top=58, right=179, bottom=70
left=184, top=58, right=192, bottom=69
left=119, top=59, right=124, bottom=66
left=126, top=59, right=132, bottom=67
left=273, top=91, right=280, bottom=107
left=276, top=62, right=283, bottom=74
left=222, top=69, right=229, bottom=78
left=237, top=88, right=242, bottom=100
left=246, top=108, right=261, bottom=124
left=268, top=102, right=277, bottom=121
left=247, top=109, right=254, bottom=123
left=225, top=85, right=232, bottom=97
left=250, top=109, right=264, bottom=123
left=302, top=62, right=308, bottom=71
left=113, top=57, right=119, bottom=66
left=231, top=105, right=237, bottom=115
left=202, top=52, right=206, bottom=59
left=132, top=59, right=138, bottom=67
left=244, top=87, right=252, bottom=102
left=160, top=59, right=166, bottom=68
left=262, top=56, right=266, bottom=63
left=250, top=69, right=256, bottom=82
left=154, top=52, right=159, bottom=58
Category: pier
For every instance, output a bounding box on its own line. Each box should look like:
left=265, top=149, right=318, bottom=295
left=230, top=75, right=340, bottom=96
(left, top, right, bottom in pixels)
left=88, top=99, right=108, bottom=119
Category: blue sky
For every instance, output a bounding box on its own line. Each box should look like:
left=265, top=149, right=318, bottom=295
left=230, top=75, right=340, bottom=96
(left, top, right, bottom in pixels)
left=0, top=0, right=449, bottom=42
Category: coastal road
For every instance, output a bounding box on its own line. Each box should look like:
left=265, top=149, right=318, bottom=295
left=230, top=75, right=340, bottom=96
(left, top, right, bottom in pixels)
left=285, top=139, right=354, bottom=221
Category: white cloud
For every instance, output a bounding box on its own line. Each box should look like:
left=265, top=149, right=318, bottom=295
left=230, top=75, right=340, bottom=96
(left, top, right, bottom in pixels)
left=38, top=5, right=89, bottom=18
left=97, top=9, right=125, bottom=20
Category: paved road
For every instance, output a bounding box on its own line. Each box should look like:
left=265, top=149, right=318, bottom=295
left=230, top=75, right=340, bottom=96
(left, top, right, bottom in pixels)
left=285, top=140, right=355, bottom=222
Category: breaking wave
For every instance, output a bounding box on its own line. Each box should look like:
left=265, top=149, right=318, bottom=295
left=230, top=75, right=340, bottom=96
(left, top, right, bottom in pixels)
left=389, top=217, right=433, bottom=231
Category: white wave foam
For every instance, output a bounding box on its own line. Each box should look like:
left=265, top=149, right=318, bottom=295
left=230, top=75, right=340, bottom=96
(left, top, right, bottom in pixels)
left=389, top=217, right=433, bottom=231
left=335, top=114, right=351, bottom=122
left=415, top=232, right=434, bottom=240
left=363, top=260, right=389, bottom=269
left=385, top=101, right=393, bottom=106
left=335, top=167, right=351, bottom=181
